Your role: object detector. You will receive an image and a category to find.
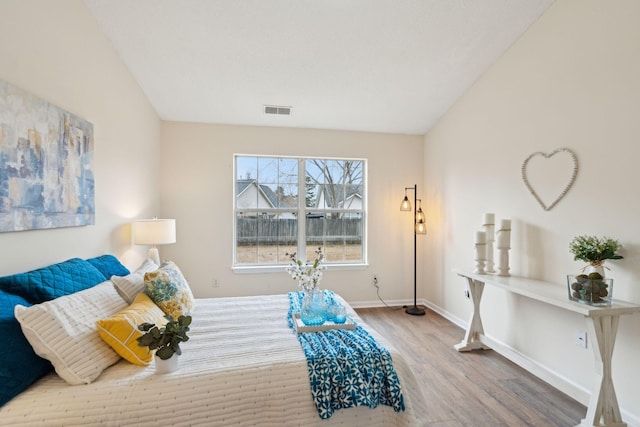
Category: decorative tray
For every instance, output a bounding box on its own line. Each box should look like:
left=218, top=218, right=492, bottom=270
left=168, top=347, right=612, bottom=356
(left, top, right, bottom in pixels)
left=293, top=314, right=356, bottom=333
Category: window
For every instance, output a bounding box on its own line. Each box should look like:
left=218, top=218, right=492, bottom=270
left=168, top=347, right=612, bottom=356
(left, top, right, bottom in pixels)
left=234, top=155, right=366, bottom=267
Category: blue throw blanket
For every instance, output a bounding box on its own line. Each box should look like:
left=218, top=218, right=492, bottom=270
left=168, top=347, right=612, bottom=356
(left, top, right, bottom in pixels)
left=287, top=291, right=405, bottom=419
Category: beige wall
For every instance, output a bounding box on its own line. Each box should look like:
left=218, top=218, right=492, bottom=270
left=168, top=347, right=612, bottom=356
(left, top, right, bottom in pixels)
left=423, top=0, right=640, bottom=423
left=0, top=0, right=161, bottom=275
left=160, top=121, right=424, bottom=304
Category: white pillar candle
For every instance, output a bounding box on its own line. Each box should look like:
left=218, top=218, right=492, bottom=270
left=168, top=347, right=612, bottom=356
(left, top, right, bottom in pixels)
left=496, top=219, right=511, bottom=249
left=483, top=213, right=495, bottom=225
left=475, top=230, right=486, bottom=244
left=484, top=226, right=495, bottom=243
left=484, top=215, right=496, bottom=272
left=474, top=243, right=487, bottom=261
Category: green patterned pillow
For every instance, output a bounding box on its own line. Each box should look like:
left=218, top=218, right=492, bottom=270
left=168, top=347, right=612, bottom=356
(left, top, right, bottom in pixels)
left=143, top=261, right=195, bottom=318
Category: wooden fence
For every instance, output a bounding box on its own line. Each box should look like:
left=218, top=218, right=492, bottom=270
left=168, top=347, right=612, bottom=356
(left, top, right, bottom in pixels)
left=237, top=217, right=362, bottom=245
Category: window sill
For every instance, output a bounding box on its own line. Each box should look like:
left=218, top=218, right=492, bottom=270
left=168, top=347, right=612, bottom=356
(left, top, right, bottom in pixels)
left=232, top=263, right=369, bottom=274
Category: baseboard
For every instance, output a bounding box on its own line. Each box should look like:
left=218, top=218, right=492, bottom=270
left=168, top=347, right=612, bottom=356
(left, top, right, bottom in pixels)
left=418, top=298, right=640, bottom=427
left=624, top=412, right=640, bottom=427
left=349, top=299, right=414, bottom=309
left=421, top=298, right=467, bottom=328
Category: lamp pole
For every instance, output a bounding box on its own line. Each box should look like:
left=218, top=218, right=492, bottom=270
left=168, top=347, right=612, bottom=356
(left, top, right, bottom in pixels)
left=402, top=184, right=426, bottom=316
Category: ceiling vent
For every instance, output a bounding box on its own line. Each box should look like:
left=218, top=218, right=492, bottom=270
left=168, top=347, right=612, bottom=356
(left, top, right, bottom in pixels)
left=264, top=105, right=292, bottom=116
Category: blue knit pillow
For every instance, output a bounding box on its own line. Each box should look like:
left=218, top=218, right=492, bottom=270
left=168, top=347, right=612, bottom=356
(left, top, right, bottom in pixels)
left=86, top=254, right=130, bottom=279
left=0, top=258, right=107, bottom=304
left=0, top=290, right=52, bottom=407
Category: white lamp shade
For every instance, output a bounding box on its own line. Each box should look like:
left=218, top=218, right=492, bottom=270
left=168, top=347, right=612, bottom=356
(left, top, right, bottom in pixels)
left=133, top=219, right=176, bottom=245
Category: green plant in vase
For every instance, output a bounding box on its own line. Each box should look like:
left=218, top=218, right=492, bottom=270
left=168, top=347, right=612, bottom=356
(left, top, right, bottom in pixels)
left=137, top=314, right=192, bottom=360
left=569, top=235, right=623, bottom=276
left=568, top=235, right=622, bottom=305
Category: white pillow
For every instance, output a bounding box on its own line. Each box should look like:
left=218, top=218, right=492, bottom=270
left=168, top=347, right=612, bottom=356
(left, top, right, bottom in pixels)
left=14, top=281, right=128, bottom=385
left=111, top=259, right=158, bottom=304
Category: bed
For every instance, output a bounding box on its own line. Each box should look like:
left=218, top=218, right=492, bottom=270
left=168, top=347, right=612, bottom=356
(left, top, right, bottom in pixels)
left=0, top=256, right=427, bottom=426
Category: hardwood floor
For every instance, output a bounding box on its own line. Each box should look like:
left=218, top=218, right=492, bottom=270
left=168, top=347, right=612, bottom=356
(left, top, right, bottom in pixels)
left=355, top=305, right=586, bottom=427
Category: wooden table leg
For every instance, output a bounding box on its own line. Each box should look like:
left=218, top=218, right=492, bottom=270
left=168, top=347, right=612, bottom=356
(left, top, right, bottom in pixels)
left=577, top=314, right=626, bottom=427
left=455, top=277, right=490, bottom=352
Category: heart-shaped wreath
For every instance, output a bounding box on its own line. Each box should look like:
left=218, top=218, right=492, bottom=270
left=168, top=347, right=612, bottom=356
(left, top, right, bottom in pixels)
left=521, top=148, right=578, bottom=211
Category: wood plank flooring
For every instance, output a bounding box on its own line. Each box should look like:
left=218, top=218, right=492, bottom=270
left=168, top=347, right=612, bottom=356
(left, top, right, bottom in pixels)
left=355, top=305, right=586, bottom=427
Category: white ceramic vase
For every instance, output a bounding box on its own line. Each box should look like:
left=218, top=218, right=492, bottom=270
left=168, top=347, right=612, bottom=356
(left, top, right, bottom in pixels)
left=155, top=353, right=179, bottom=374
left=586, top=263, right=606, bottom=278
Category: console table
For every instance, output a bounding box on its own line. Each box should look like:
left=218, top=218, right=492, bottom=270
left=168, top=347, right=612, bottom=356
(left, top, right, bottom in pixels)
left=453, top=269, right=640, bottom=427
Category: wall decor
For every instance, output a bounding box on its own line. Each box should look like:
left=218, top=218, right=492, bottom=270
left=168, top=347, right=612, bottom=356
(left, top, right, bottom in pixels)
left=521, top=148, right=578, bottom=211
left=0, top=79, right=94, bottom=232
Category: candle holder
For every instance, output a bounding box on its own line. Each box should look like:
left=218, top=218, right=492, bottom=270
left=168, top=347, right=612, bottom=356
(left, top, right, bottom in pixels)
left=474, top=243, right=487, bottom=274
left=496, top=220, right=511, bottom=277
left=484, top=224, right=495, bottom=274
left=496, top=247, right=510, bottom=276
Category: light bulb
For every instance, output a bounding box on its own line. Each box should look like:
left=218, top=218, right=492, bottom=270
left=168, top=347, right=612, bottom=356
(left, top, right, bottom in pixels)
left=400, top=196, right=411, bottom=211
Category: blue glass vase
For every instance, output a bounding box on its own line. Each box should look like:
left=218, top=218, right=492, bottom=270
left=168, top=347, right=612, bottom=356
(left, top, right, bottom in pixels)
left=326, top=301, right=347, bottom=324
left=300, top=289, right=326, bottom=326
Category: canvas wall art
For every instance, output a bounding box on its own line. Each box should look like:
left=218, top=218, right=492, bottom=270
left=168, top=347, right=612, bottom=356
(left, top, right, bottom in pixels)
left=0, top=79, right=94, bottom=232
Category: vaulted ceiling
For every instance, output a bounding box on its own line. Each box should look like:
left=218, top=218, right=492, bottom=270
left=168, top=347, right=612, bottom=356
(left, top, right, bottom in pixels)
left=85, top=0, right=555, bottom=135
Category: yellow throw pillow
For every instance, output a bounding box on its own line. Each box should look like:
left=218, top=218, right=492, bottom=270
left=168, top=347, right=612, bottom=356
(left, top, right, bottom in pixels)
left=96, top=293, right=167, bottom=366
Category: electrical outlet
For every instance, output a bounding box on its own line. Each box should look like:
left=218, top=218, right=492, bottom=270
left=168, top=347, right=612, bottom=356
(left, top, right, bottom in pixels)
left=372, top=274, right=379, bottom=287
left=464, top=289, right=471, bottom=299
left=575, top=329, right=587, bottom=349
left=212, top=279, right=220, bottom=288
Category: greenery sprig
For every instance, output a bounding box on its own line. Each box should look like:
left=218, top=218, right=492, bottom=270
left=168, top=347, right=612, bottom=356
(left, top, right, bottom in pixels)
left=137, top=315, right=192, bottom=360
left=569, top=235, right=623, bottom=265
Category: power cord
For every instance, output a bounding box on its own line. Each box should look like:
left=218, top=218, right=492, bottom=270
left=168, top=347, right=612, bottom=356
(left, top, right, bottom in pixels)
left=373, top=279, right=404, bottom=310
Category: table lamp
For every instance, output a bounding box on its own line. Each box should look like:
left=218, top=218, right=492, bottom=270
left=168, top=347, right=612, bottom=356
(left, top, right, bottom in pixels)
left=133, top=218, right=176, bottom=265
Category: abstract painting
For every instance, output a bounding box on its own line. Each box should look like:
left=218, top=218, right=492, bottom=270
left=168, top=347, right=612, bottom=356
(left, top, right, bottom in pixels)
left=0, top=79, right=94, bottom=232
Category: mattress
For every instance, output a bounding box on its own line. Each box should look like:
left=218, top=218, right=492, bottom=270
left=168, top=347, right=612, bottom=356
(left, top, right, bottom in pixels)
left=1, top=294, right=427, bottom=426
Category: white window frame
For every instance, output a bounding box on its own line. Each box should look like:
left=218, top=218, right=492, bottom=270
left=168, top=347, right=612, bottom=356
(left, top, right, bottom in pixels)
left=232, top=154, right=368, bottom=273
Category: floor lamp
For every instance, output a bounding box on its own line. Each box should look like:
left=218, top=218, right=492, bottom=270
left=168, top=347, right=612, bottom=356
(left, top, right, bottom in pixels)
left=400, top=185, right=426, bottom=316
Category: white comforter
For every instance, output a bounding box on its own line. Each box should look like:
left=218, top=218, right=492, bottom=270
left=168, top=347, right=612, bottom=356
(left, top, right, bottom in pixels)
left=1, top=294, right=427, bottom=426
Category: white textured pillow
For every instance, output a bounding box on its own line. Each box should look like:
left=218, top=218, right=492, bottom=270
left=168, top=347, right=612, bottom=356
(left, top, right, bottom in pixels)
left=111, top=259, right=158, bottom=304
left=14, top=281, right=128, bottom=385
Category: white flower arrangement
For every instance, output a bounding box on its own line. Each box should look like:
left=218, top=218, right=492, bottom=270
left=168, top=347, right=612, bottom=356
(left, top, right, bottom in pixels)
left=285, top=247, right=326, bottom=292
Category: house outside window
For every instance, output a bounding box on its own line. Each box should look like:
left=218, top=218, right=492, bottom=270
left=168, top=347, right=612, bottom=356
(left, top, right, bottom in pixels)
left=234, top=155, right=366, bottom=268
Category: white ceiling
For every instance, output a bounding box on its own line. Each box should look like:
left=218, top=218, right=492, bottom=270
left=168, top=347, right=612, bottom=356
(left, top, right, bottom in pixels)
left=84, top=0, right=554, bottom=135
